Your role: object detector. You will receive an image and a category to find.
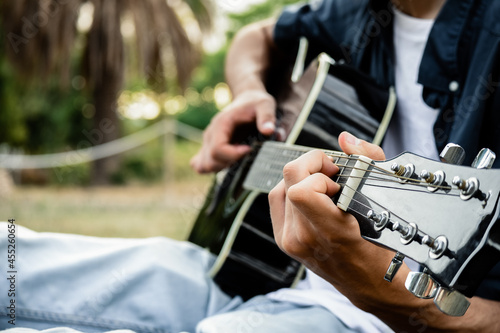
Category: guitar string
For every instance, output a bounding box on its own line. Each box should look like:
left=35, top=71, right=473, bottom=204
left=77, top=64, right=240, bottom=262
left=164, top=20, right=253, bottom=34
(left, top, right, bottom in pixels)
left=270, top=144, right=440, bottom=186
left=352, top=179, right=460, bottom=197
left=327, top=154, right=454, bottom=191
left=336, top=172, right=458, bottom=194
left=253, top=154, right=448, bottom=244
left=339, top=182, right=418, bottom=224
left=335, top=186, right=458, bottom=259
left=259, top=145, right=455, bottom=191
left=337, top=182, right=432, bottom=245
left=253, top=164, right=459, bottom=195
left=254, top=153, right=459, bottom=194
left=335, top=202, right=431, bottom=250
left=256, top=146, right=465, bottom=247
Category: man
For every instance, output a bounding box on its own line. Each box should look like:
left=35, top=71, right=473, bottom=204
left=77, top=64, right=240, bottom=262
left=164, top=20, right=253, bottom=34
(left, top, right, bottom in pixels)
left=192, top=0, right=500, bottom=331
left=3, top=0, right=500, bottom=332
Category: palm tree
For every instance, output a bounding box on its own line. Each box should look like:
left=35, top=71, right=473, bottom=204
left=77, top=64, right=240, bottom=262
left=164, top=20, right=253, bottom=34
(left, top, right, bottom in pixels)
left=1, top=0, right=212, bottom=184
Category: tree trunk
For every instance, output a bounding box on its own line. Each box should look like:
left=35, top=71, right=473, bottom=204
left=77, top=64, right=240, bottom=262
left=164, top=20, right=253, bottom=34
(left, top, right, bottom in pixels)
left=90, top=68, right=122, bottom=185
left=86, top=0, right=124, bottom=186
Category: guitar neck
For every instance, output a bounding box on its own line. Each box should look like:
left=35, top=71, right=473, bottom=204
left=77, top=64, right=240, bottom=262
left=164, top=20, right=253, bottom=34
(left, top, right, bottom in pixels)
left=243, top=141, right=360, bottom=194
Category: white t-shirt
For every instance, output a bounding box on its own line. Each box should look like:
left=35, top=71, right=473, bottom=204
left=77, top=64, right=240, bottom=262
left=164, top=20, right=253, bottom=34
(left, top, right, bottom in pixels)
left=266, top=7, right=437, bottom=333
left=382, top=7, right=440, bottom=160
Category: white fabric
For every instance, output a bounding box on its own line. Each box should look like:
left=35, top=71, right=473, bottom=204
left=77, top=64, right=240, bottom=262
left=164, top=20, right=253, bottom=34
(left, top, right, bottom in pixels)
left=382, top=7, right=440, bottom=161
left=267, top=7, right=439, bottom=333
left=267, top=274, right=393, bottom=332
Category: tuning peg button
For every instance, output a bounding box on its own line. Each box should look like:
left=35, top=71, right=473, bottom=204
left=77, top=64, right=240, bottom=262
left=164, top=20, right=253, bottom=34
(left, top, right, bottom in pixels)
left=472, top=148, right=496, bottom=169
left=384, top=252, right=405, bottom=282
left=405, top=273, right=471, bottom=316
left=440, top=143, right=465, bottom=165
left=434, top=287, right=470, bottom=317
left=405, top=271, right=438, bottom=299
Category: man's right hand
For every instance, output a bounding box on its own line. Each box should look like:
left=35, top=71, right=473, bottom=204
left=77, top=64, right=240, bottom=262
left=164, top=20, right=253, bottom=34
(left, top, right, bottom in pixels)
left=190, top=89, right=276, bottom=174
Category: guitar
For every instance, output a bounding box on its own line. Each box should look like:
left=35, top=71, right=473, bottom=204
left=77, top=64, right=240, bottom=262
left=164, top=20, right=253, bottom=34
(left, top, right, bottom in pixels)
left=188, top=52, right=397, bottom=300
left=244, top=141, right=500, bottom=316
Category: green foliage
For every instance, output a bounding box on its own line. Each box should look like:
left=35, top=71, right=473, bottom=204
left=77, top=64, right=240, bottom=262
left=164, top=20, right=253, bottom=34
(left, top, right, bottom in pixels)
left=177, top=0, right=303, bottom=130
left=110, top=141, right=163, bottom=185
left=110, top=139, right=203, bottom=185
left=0, top=58, right=92, bottom=153
left=0, top=35, right=28, bottom=146
left=0, top=27, right=92, bottom=153
left=176, top=104, right=218, bottom=130
left=0, top=0, right=305, bottom=185
left=176, top=47, right=226, bottom=129
left=225, top=0, right=304, bottom=39
left=191, top=46, right=227, bottom=92
left=51, top=163, right=91, bottom=186
left=172, top=139, right=204, bottom=179
left=22, top=86, right=91, bottom=153
left=44, top=137, right=203, bottom=186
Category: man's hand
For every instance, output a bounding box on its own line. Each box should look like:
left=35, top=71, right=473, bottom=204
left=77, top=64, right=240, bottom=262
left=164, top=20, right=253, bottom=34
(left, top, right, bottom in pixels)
left=269, top=131, right=394, bottom=307
left=190, top=20, right=281, bottom=174
left=190, top=90, right=276, bottom=173
left=269, top=131, right=500, bottom=332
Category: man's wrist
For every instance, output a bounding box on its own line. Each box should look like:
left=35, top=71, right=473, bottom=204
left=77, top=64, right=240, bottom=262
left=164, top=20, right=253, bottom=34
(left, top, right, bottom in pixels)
left=229, top=78, right=267, bottom=99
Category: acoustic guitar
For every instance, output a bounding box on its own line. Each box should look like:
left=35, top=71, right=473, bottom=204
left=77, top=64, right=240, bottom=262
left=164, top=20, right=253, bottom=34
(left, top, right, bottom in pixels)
left=188, top=52, right=396, bottom=300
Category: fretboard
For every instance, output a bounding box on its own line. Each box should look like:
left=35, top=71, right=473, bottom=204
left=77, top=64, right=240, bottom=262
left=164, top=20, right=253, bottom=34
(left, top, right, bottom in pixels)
left=243, top=141, right=354, bottom=193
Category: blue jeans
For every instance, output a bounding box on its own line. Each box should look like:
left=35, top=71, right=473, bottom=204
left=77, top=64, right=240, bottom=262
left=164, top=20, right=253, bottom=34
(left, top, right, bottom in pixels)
left=0, top=223, right=355, bottom=333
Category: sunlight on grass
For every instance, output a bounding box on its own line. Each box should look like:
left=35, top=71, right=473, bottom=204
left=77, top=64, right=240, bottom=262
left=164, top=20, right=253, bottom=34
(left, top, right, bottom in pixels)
left=1, top=139, right=214, bottom=240
left=2, top=179, right=212, bottom=240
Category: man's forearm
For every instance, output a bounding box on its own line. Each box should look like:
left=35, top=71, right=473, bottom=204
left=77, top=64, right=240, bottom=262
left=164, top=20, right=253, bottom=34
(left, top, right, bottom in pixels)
left=224, top=19, right=278, bottom=98
left=346, top=263, right=500, bottom=332
left=374, top=294, right=500, bottom=332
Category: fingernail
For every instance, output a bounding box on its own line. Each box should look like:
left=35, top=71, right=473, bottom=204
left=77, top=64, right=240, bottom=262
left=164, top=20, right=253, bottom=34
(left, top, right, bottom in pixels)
left=344, top=132, right=361, bottom=146
left=237, top=145, right=251, bottom=153
left=262, top=121, right=275, bottom=131
left=276, top=127, right=287, bottom=141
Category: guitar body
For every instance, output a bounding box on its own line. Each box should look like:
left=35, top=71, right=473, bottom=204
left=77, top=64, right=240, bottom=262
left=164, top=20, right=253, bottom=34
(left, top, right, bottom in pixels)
left=188, top=53, right=396, bottom=299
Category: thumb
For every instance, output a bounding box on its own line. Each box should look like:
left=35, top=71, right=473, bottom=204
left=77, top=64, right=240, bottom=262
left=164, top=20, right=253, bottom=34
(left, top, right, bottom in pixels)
left=338, top=131, right=386, bottom=161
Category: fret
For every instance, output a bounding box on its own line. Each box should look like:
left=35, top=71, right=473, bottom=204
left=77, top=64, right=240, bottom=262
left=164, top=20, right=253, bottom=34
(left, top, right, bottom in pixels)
left=244, top=142, right=298, bottom=193
left=243, top=141, right=355, bottom=194
left=332, top=154, right=350, bottom=185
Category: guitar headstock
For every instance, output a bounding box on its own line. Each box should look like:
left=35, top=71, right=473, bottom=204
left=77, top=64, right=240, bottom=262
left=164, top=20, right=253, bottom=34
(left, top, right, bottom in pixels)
left=338, top=145, right=500, bottom=316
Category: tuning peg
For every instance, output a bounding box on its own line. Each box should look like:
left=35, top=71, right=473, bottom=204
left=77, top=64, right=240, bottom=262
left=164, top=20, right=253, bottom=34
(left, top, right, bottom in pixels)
left=391, top=163, right=416, bottom=182
left=420, top=170, right=446, bottom=192
left=452, top=176, right=479, bottom=201
left=384, top=252, right=405, bottom=282
left=367, top=210, right=390, bottom=231
left=471, top=148, right=496, bottom=169
left=440, top=143, right=465, bottom=165
left=406, top=273, right=470, bottom=316
left=405, top=272, right=470, bottom=316
left=405, top=271, right=438, bottom=299
left=433, top=287, right=470, bottom=317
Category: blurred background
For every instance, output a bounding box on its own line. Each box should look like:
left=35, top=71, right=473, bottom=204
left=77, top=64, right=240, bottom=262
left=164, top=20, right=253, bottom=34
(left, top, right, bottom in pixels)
left=0, top=0, right=300, bottom=240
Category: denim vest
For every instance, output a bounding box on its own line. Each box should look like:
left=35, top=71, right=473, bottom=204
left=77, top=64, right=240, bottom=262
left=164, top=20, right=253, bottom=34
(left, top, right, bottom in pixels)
left=274, top=0, right=500, bottom=167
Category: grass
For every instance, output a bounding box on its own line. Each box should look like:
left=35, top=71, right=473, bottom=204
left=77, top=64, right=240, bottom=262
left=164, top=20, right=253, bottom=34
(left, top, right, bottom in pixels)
left=2, top=179, right=212, bottom=240
left=1, top=139, right=214, bottom=240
